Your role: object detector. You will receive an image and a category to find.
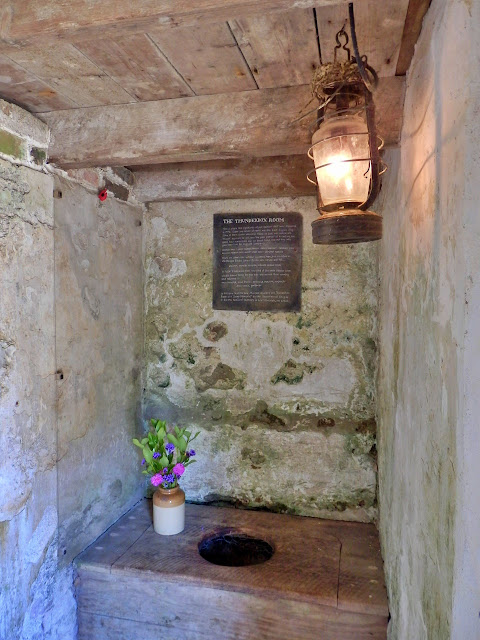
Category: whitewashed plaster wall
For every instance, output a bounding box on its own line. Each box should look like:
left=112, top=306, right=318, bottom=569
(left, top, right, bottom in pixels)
left=376, top=0, right=480, bottom=638
left=0, top=156, right=77, bottom=639
left=450, top=0, right=480, bottom=635
left=143, top=197, right=379, bottom=521
left=54, top=177, right=144, bottom=564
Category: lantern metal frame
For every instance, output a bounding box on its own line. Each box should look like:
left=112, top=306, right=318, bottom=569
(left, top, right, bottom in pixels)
left=307, top=83, right=384, bottom=213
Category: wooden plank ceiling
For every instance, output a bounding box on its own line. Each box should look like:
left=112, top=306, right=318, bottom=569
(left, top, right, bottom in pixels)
left=0, top=0, right=429, bottom=180
left=0, top=1, right=410, bottom=112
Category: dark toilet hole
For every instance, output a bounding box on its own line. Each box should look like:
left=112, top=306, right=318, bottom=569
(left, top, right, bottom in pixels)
left=198, top=532, right=274, bottom=567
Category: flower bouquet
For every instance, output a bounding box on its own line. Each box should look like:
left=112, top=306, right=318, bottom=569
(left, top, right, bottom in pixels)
left=133, top=419, right=199, bottom=535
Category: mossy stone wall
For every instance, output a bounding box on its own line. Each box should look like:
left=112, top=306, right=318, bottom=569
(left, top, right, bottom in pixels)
left=144, top=197, right=379, bottom=522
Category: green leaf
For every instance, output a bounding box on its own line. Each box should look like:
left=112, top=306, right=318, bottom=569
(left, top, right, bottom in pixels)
left=142, top=470, right=149, bottom=475
left=174, top=426, right=181, bottom=437
left=190, top=431, right=200, bottom=441
left=158, top=427, right=166, bottom=440
left=160, top=455, right=168, bottom=467
left=184, top=430, right=191, bottom=439
left=141, top=437, right=148, bottom=445
left=150, top=418, right=156, bottom=426
left=143, top=447, right=153, bottom=464
left=177, top=437, right=187, bottom=453
left=132, top=438, right=143, bottom=448
left=166, top=433, right=179, bottom=447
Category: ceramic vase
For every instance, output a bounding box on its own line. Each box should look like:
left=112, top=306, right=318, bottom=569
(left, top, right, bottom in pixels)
left=153, top=486, right=185, bottom=535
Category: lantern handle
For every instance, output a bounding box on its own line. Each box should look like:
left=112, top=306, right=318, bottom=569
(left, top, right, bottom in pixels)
left=348, top=2, right=378, bottom=92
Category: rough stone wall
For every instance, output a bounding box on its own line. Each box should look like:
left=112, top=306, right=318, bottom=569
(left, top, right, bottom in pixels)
left=0, top=99, right=48, bottom=169
left=0, top=98, right=146, bottom=637
left=54, top=177, right=144, bottom=563
left=144, top=197, right=378, bottom=522
left=376, top=0, right=480, bottom=637
left=0, top=156, right=76, bottom=639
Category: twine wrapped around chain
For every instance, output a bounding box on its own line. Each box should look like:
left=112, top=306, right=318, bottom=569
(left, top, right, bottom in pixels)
left=311, top=60, right=363, bottom=101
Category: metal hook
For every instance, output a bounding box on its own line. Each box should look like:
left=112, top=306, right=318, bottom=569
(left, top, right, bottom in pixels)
left=334, top=21, right=351, bottom=62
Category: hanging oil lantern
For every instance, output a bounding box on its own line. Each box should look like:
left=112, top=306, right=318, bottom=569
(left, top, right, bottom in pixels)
left=307, top=7, right=386, bottom=244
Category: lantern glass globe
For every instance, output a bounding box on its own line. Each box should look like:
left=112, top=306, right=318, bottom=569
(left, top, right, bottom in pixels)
left=311, top=113, right=371, bottom=209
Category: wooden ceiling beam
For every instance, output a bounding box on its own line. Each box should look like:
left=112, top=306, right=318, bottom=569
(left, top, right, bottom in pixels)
left=40, top=78, right=405, bottom=169
left=0, top=0, right=348, bottom=46
left=395, top=0, right=432, bottom=75
left=131, top=156, right=316, bottom=202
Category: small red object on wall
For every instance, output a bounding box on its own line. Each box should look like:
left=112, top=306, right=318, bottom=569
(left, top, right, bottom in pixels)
left=98, top=188, right=107, bottom=201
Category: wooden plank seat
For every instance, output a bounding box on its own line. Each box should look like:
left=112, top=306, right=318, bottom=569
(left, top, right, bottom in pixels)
left=75, top=500, right=388, bottom=639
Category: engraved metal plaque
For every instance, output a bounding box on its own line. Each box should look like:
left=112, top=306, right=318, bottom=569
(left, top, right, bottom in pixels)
left=213, top=213, right=302, bottom=312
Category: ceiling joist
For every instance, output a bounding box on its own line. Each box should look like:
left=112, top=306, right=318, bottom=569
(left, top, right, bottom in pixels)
left=40, top=77, right=405, bottom=169
left=132, top=156, right=316, bottom=202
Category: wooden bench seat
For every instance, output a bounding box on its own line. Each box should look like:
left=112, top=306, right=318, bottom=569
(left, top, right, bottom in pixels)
left=75, top=500, right=388, bottom=639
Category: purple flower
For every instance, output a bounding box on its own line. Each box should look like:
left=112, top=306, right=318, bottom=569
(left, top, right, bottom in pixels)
left=172, top=463, right=185, bottom=477
left=150, top=473, right=164, bottom=487
left=187, top=449, right=196, bottom=457
left=165, top=443, right=175, bottom=454
left=153, top=452, right=160, bottom=459
left=162, top=467, right=168, bottom=474
left=141, top=458, right=146, bottom=465
left=164, top=473, right=175, bottom=484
